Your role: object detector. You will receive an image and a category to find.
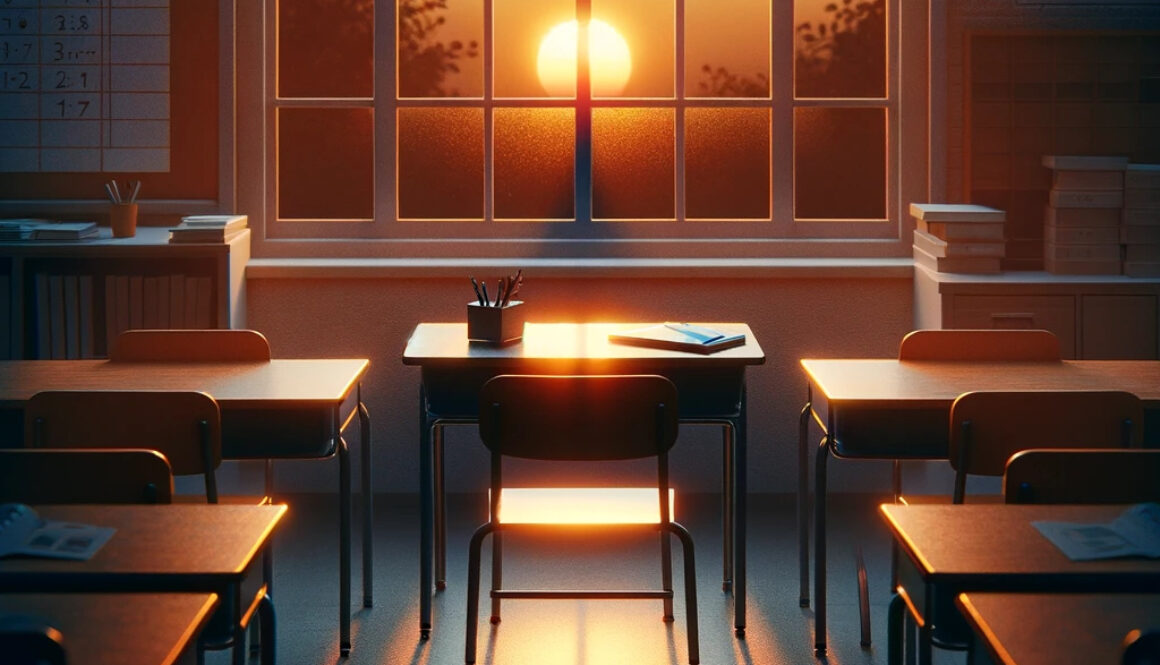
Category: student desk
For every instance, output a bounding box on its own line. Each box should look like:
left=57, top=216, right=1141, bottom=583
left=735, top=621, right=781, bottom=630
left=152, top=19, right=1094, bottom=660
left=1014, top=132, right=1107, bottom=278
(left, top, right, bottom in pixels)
left=0, top=358, right=370, bottom=657
left=956, top=592, right=1160, bottom=665
left=0, top=504, right=286, bottom=665
left=403, top=322, right=765, bottom=638
left=880, top=504, right=1160, bottom=665
left=799, top=358, right=1160, bottom=653
left=0, top=592, right=220, bottom=665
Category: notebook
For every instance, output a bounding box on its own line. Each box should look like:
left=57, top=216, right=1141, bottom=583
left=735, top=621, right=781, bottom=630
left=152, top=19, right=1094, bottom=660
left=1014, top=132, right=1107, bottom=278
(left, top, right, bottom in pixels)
left=609, top=323, right=746, bottom=354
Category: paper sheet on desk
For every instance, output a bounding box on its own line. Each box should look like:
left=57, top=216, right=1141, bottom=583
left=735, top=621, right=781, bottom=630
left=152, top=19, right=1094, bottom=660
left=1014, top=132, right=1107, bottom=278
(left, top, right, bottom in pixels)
left=1033, top=503, right=1160, bottom=561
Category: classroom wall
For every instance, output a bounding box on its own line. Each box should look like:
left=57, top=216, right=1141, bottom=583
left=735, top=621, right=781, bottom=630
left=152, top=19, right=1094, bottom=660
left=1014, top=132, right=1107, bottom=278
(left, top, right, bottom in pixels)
left=229, top=275, right=914, bottom=495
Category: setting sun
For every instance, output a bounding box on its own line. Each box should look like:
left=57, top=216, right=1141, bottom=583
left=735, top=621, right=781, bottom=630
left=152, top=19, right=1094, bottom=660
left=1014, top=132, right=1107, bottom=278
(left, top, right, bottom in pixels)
left=536, top=19, right=632, bottom=97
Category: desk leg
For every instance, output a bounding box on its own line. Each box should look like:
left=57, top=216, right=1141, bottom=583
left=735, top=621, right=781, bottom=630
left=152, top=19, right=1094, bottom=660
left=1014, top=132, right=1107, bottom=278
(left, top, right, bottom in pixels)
left=721, top=422, right=733, bottom=593
left=258, top=593, right=276, bottom=665
left=419, top=387, right=434, bottom=639
left=435, top=424, right=446, bottom=590
left=232, top=584, right=246, bottom=665
left=733, top=385, right=747, bottom=637
left=887, top=592, right=904, bottom=665
left=359, top=387, right=373, bottom=609
left=814, top=435, right=830, bottom=654
left=339, top=434, right=352, bottom=657
left=798, top=391, right=812, bottom=607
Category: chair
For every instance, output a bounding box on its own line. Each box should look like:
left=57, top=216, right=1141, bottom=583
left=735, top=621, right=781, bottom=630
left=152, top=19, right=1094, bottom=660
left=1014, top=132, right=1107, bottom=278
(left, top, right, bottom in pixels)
left=0, top=616, right=66, bottom=665
left=109, top=328, right=272, bottom=362
left=24, top=390, right=223, bottom=502
left=0, top=449, right=173, bottom=504
left=1004, top=449, right=1160, bottom=504
left=466, top=375, right=699, bottom=664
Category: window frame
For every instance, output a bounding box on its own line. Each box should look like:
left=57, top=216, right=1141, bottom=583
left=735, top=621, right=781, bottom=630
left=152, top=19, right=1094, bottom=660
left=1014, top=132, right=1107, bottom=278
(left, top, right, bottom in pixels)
left=238, top=0, right=928, bottom=259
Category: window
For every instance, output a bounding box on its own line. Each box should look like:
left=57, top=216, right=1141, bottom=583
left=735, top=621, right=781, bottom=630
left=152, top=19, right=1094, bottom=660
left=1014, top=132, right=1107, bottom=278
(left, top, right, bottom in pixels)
left=246, top=0, right=921, bottom=258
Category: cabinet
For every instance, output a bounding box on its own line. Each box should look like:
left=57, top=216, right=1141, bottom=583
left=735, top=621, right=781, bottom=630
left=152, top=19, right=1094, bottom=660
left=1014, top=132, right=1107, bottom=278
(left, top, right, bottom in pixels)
left=0, top=228, right=248, bottom=359
left=914, top=264, right=1160, bottom=359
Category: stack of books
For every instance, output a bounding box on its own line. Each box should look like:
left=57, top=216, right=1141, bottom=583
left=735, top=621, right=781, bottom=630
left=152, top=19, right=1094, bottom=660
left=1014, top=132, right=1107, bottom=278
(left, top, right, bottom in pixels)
left=0, top=219, right=98, bottom=241
left=1042, top=155, right=1128, bottom=275
left=168, top=215, right=248, bottom=244
left=1122, top=164, right=1160, bottom=277
left=909, top=203, right=1006, bottom=274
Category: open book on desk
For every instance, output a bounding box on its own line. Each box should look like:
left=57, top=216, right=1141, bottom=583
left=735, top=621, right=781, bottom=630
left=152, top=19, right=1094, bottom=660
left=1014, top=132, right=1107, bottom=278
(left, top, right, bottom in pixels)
left=0, top=503, right=115, bottom=561
left=1033, top=503, right=1160, bottom=561
left=609, top=323, right=747, bottom=354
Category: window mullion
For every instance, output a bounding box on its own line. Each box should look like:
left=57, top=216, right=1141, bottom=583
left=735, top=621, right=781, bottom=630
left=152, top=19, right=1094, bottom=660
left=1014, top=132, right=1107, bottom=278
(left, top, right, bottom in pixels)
left=484, top=0, right=494, bottom=223
left=576, top=0, right=592, bottom=224
left=674, top=0, right=685, bottom=222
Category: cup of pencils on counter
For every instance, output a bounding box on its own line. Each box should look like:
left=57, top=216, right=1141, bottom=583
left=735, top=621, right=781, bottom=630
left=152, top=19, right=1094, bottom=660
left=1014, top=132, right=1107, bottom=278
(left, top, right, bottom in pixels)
left=467, top=269, right=524, bottom=345
left=105, top=179, right=141, bottom=238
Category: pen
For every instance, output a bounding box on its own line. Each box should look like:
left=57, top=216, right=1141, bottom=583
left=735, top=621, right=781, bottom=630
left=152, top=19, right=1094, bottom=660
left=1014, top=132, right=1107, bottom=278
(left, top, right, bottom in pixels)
left=480, top=281, right=490, bottom=308
left=469, top=276, right=485, bottom=306
left=496, top=277, right=507, bottom=307
left=110, top=180, right=121, bottom=204
left=129, top=180, right=141, bottom=204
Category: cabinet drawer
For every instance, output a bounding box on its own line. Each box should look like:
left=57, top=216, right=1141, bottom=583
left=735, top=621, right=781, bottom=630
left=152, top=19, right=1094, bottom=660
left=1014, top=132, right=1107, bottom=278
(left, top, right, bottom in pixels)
left=1082, top=295, right=1158, bottom=359
left=950, top=295, right=1076, bottom=358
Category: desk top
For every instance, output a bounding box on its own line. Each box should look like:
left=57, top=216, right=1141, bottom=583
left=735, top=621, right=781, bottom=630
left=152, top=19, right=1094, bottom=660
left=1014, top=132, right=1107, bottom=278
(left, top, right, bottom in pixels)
left=801, top=359, right=1160, bottom=405
left=880, top=504, right=1160, bottom=583
left=957, top=592, right=1160, bottom=665
left=0, top=592, right=219, bottom=665
left=0, top=504, right=286, bottom=589
left=403, top=323, right=765, bottom=368
left=0, top=358, right=369, bottom=409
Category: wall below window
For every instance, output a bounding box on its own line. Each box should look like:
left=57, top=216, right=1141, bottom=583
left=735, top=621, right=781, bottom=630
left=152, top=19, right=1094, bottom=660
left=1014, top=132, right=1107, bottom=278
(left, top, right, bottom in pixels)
left=214, top=272, right=918, bottom=496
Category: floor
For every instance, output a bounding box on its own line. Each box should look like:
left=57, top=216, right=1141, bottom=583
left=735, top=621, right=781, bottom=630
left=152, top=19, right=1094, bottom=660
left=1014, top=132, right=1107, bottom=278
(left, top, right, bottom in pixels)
left=207, top=492, right=961, bottom=665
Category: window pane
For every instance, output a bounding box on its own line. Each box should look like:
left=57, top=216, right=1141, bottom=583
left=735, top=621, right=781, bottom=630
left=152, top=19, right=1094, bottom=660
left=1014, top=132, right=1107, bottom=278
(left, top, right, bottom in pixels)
left=278, top=108, right=373, bottom=219
left=592, top=108, right=674, bottom=220
left=794, top=0, right=885, bottom=98
left=397, top=108, right=484, bottom=220
left=593, top=0, right=674, bottom=98
left=794, top=107, right=885, bottom=219
left=686, top=0, right=770, bottom=99
left=397, top=0, right=483, bottom=98
left=494, top=108, right=575, bottom=219
left=279, top=0, right=373, bottom=98
left=494, top=0, right=573, bottom=98
left=686, top=108, right=770, bottom=219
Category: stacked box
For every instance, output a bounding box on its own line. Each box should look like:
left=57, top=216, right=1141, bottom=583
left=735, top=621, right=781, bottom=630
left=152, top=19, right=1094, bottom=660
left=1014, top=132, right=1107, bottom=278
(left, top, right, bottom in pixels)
left=1122, top=164, right=1160, bottom=278
left=1041, top=155, right=1128, bottom=275
left=909, top=203, right=1005, bottom=274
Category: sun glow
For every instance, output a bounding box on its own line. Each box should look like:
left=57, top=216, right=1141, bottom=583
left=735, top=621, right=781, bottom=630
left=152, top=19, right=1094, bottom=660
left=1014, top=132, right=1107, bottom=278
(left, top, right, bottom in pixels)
left=536, top=19, right=632, bottom=97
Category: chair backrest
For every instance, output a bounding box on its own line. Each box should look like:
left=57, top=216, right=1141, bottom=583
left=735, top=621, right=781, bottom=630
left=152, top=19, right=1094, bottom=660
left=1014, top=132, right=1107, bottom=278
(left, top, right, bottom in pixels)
left=1004, top=449, right=1160, bottom=504
left=0, top=449, right=173, bottom=504
left=24, top=390, right=222, bottom=502
left=109, top=329, right=271, bottom=362
left=898, top=329, right=1061, bottom=361
left=478, top=374, right=679, bottom=461
left=948, top=390, right=1143, bottom=503
left=0, top=616, right=66, bottom=665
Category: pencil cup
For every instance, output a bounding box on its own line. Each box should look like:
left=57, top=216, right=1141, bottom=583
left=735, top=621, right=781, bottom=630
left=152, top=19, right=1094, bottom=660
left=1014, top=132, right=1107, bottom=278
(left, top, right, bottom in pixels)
left=109, top=203, right=138, bottom=238
left=467, top=301, right=525, bottom=344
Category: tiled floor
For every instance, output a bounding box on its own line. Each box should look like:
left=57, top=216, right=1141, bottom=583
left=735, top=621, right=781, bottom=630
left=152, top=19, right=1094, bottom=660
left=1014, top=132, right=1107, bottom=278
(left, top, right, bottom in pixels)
left=209, top=492, right=960, bottom=665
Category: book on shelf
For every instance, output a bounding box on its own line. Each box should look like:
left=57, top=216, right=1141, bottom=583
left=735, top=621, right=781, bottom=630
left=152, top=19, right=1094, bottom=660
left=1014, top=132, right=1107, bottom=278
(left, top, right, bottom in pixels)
left=912, top=243, right=1001, bottom=274
left=1046, top=205, right=1121, bottom=227
left=1041, top=155, right=1129, bottom=171
left=1048, top=189, right=1124, bottom=209
left=0, top=503, right=115, bottom=561
left=912, top=229, right=1003, bottom=258
left=917, top=219, right=1005, bottom=242
left=908, top=203, right=1006, bottom=223
left=608, top=323, right=746, bottom=354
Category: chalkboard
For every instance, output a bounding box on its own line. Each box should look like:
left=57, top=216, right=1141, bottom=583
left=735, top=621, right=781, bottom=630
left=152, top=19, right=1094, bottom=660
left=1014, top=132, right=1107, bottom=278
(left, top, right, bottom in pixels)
left=0, top=0, right=216, bottom=201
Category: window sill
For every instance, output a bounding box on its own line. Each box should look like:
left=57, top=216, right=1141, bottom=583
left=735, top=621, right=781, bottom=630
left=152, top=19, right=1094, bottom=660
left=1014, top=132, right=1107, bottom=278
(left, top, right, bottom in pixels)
left=245, top=257, right=915, bottom=279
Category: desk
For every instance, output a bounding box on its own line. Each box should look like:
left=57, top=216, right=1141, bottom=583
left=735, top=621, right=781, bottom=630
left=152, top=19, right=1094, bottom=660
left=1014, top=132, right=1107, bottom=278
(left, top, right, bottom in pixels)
left=0, top=358, right=371, bottom=657
left=0, top=504, right=286, bottom=665
left=403, top=322, right=765, bottom=638
left=0, top=592, right=220, bottom=665
left=956, top=592, right=1160, bottom=665
left=880, top=504, right=1160, bottom=665
left=799, top=358, right=1160, bottom=653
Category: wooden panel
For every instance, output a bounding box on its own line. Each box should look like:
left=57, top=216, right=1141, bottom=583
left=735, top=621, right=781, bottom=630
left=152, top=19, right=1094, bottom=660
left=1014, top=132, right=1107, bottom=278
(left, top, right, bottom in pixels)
left=1082, top=294, right=1159, bottom=359
left=950, top=294, right=1076, bottom=358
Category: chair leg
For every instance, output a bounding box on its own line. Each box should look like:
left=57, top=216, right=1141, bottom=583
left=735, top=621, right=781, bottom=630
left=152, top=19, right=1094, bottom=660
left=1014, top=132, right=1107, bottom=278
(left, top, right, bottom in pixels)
left=466, top=524, right=493, bottom=665
left=798, top=400, right=811, bottom=607
left=258, top=593, right=276, bottom=665
left=813, top=436, right=830, bottom=654
left=669, top=523, right=699, bottom=665
left=856, top=545, right=871, bottom=647
left=490, top=531, right=503, bottom=623
left=721, top=422, right=733, bottom=594
left=661, top=525, right=675, bottom=621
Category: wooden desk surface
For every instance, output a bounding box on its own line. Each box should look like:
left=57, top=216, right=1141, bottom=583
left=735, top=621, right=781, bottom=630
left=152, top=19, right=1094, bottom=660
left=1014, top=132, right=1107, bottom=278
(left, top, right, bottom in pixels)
left=0, top=504, right=286, bottom=588
left=801, top=359, right=1160, bottom=406
left=957, top=592, right=1160, bottom=665
left=880, top=504, right=1160, bottom=583
left=0, top=592, right=219, bottom=665
left=403, top=322, right=765, bottom=368
left=0, top=358, right=369, bottom=409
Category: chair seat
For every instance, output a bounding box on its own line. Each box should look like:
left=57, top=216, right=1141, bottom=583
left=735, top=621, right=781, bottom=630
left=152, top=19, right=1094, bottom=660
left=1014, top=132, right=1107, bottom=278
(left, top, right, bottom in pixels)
left=497, top=488, right=675, bottom=525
